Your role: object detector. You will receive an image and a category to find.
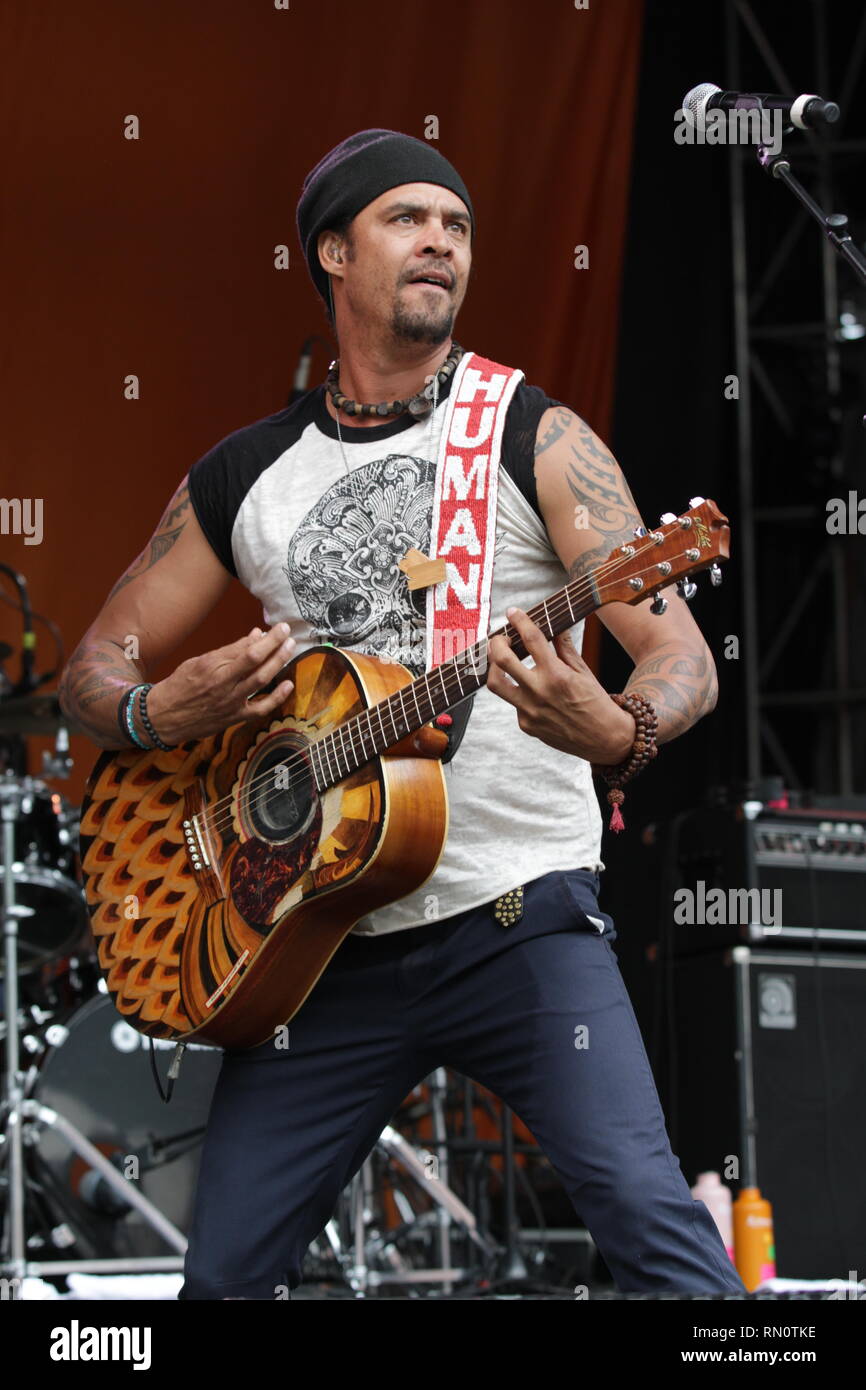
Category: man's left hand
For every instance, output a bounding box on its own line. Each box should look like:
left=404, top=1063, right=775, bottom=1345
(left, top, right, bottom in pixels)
left=486, top=607, right=635, bottom=765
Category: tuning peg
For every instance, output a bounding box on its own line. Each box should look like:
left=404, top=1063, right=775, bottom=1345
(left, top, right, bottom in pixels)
left=677, top=578, right=698, bottom=601
left=650, top=595, right=668, bottom=616
left=709, top=563, right=722, bottom=587
left=660, top=512, right=677, bottom=524
left=688, top=495, right=706, bottom=507
left=633, top=525, right=647, bottom=538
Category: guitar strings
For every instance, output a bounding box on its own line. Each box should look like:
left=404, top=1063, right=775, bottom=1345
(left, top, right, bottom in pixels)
left=195, top=535, right=699, bottom=838
left=196, top=538, right=697, bottom=838
left=195, top=545, right=643, bottom=836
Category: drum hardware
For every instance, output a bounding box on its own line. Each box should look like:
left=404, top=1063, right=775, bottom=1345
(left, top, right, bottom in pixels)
left=1, top=995, right=221, bottom=1279
left=342, top=1067, right=481, bottom=1295
left=315, top=1087, right=498, bottom=1297
left=309, top=1074, right=579, bottom=1297
left=0, top=587, right=217, bottom=1286
left=2, top=783, right=29, bottom=1284
left=0, top=694, right=67, bottom=737
left=310, top=1070, right=567, bottom=1297
left=2, top=778, right=220, bottom=1286
left=0, top=771, right=89, bottom=978
left=41, top=725, right=73, bottom=782
left=6, top=1105, right=188, bottom=1273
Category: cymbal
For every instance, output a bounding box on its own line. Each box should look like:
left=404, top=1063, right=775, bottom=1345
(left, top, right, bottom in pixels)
left=0, top=693, right=67, bottom=735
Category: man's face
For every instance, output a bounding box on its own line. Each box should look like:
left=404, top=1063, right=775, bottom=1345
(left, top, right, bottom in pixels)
left=321, top=182, right=472, bottom=346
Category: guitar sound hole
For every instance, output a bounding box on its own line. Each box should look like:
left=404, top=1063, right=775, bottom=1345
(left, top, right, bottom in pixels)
left=245, top=743, right=315, bottom=844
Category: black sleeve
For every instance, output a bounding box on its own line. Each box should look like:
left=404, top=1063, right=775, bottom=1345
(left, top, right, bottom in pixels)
left=187, top=438, right=242, bottom=578
left=186, top=397, right=315, bottom=578
left=500, top=381, right=568, bottom=521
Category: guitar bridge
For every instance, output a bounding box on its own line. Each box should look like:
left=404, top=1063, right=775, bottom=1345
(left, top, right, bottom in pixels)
left=182, top=783, right=226, bottom=905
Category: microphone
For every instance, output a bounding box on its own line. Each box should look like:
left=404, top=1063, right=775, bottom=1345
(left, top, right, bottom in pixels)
left=78, top=1157, right=134, bottom=1218
left=683, top=83, right=840, bottom=131
left=76, top=1139, right=183, bottom=1217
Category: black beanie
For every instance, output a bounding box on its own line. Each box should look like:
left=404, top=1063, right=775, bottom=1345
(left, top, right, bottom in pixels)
left=296, top=128, right=475, bottom=310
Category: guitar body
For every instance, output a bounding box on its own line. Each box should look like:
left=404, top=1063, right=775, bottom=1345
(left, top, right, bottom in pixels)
left=79, top=647, right=449, bottom=1050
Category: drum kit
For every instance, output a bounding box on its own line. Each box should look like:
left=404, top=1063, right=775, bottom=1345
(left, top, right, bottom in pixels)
left=0, top=680, right=228, bottom=1290
left=0, top=647, right=582, bottom=1298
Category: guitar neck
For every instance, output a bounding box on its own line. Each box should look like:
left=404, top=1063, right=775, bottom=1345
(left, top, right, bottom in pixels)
left=309, top=571, right=601, bottom=793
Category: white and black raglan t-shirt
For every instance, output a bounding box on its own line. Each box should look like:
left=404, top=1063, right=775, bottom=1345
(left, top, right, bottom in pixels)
left=187, top=363, right=603, bottom=936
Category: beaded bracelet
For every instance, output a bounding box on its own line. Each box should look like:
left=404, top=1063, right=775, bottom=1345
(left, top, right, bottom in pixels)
left=137, top=683, right=174, bottom=751
left=122, top=684, right=152, bottom=750
left=117, top=688, right=136, bottom=745
left=592, top=692, right=659, bottom=833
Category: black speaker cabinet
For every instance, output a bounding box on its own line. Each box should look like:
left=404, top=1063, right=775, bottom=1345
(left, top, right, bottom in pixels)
left=669, top=805, right=866, bottom=955
left=662, top=945, right=866, bottom=1279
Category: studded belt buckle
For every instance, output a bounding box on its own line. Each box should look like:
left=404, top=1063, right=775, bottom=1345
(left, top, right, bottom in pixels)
left=493, top=884, right=524, bottom=927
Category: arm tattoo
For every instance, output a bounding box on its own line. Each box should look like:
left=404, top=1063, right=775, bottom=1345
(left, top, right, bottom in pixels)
left=623, top=641, right=718, bottom=743
left=564, top=416, right=642, bottom=534
left=56, top=482, right=188, bottom=744
left=568, top=540, right=625, bottom=583
left=58, top=636, right=147, bottom=745
left=537, top=411, right=717, bottom=743
left=107, top=482, right=191, bottom=602
left=534, top=406, right=572, bottom=458
left=545, top=409, right=642, bottom=581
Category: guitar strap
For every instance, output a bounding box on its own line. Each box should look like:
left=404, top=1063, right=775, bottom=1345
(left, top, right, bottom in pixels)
left=426, top=351, right=525, bottom=763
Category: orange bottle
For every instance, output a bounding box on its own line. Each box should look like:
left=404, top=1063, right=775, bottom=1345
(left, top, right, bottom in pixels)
left=733, top=1185, right=776, bottom=1290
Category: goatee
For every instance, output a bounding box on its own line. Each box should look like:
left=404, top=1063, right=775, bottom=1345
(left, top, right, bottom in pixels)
left=390, top=301, right=453, bottom=347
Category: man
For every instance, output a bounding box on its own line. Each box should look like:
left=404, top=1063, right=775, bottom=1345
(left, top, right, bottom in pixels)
left=60, top=129, right=746, bottom=1299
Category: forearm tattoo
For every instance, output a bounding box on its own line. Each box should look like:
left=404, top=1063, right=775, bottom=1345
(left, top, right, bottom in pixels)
left=542, top=409, right=717, bottom=742
left=623, top=643, right=718, bottom=743
left=58, top=637, right=144, bottom=742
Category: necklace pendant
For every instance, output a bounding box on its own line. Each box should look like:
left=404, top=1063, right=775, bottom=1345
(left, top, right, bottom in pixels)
left=407, top=393, right=433, bottom=419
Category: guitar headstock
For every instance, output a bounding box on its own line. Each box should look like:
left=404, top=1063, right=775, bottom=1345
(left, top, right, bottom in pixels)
left=592, top=498, right=731, bottom=610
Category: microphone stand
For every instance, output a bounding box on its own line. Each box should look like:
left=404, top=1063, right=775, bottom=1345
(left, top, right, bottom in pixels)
left=755, top=138, right=866, bottom=286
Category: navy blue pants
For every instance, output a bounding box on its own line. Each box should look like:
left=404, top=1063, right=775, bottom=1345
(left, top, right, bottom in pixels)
left=179, top=868, right=747, bottom=1298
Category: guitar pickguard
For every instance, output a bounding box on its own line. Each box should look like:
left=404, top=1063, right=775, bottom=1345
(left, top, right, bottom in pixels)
left=229, top=723, right=323, bottom=926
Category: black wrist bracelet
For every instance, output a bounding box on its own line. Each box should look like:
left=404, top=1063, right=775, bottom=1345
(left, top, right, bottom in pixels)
left=138, top=683, right=174, bottom=751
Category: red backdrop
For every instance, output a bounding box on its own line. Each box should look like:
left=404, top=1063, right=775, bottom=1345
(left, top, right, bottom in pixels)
left=1, top=0, right=644, bottom=803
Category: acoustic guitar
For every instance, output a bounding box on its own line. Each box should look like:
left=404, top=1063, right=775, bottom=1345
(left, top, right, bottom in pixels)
left=79, top=499, right=730, bottom=1049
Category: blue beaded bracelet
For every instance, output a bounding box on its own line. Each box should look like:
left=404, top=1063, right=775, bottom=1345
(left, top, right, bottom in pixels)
left=123, top=684, right=151, bottom=749
left=117, top=689, right=134, bottom=744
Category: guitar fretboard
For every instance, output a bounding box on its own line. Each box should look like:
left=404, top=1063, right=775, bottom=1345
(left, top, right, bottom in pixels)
left=307, top=570, right=601, bottom=793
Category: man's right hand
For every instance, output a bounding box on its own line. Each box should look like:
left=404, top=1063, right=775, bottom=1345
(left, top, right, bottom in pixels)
left=146, top=624, right=297, bottom=746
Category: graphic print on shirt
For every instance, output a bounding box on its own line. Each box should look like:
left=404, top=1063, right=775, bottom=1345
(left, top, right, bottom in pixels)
left=282, top=454, right=435, bottom=676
